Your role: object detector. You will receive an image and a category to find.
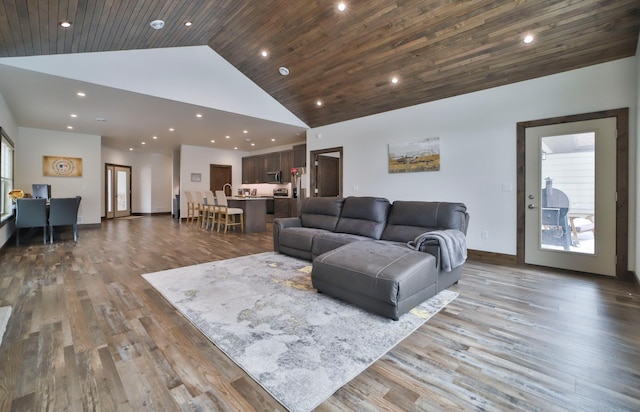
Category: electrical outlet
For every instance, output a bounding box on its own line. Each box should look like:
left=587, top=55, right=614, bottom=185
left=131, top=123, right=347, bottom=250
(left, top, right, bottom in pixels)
left=77, top=215, right=83, bottom=223
left=481, top=230, right=489, bottom=239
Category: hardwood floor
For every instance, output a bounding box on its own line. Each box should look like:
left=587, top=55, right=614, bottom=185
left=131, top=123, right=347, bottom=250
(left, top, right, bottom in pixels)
left=1, top=215, right=639, bottom=411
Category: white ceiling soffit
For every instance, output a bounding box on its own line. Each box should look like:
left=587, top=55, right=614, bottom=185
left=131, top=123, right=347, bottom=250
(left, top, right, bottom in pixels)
left=0, top=45, right=308, bottom=128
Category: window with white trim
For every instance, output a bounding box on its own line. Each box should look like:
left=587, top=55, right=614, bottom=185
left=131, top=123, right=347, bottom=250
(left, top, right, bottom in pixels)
left=1, top=128, right=14, bottom=224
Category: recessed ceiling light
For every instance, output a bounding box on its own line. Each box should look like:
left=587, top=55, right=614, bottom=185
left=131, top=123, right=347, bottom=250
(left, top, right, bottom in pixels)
left=150, top=19, right=165, bottom=30
left=77, top=91, right=86, bottom=97
left=225, top=135, right=230, bottom=139
left=70, top=113, right=77, bottom=118
left=67, top=126, right=73, bottom=130
left=271, top=138, right=276, bottom=142
left=96, top=117, right=107, bottom=122
left=129, top=148, right=133, bottom=151
left=152, top=135, right=158, bottom=139
left=184, top=21, right=192, bottom=27
left=524, top=34, right=534, bottom=44
left=316, top=100, right=323, bottom=106
left=59, top=21, right=72, bottom=28
left=279, top=67, right=290, bottom=76
left=338, top=2, right=347, bottom=12
left=141, top=142, right=146, bottom=145
left=391, top=76, right=399, bottom=84
left=243, top=130, right=248, bottom=134
left=261, top=50, right=269, bottom=57
left=169, top=128, right=174, bottom=132
left=251, top=143, right=255, bottom=146
left=196, top=113, right=202, bottom=118
left=234, top=147, right=238, bottom=150
left=244, top=138, right=251, bottom=142
left=211, top=140, right=215, bottom=143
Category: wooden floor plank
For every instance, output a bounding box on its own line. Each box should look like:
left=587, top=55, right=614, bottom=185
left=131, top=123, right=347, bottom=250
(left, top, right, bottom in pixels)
left=0, top=215, right=638, bottom=411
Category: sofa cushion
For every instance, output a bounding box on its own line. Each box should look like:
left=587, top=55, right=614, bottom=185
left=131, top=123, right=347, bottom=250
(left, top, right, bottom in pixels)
left=311, top=232, right=371, bottom=259
left=381, top=201, right=468, bottom=242
left=334, top=197, right=390, bottom=239
left=279, top=227, right=331, bottom=252
left=300, top=197, right=344, bottom=231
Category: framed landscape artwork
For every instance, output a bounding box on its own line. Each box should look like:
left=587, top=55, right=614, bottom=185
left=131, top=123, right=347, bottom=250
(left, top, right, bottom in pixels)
left=388, top=137, right=440, bottom=173
left=43, top=156, right=83, bottom=177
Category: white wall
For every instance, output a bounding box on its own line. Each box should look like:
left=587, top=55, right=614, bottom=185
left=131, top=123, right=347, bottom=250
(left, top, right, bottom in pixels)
left=16, top=127, right=102, bottom=225
left=0, top=91, right=19, bottom=247
left=101, top=147, right=173, bottom=215
left=307, top=57, right=637, bottom=269
left=179, top=144, right=247, bottom=217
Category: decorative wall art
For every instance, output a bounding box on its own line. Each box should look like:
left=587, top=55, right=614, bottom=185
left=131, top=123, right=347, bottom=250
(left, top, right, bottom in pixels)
left=43, top=156, right=83, bottom=177
left=190, top=173, right=202, bottom=182
left=388, top=137, right=440, bottom=173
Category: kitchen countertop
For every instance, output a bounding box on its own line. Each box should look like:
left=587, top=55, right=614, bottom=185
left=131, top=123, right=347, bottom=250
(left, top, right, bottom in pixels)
left=229, top=196, right=293, bottom=200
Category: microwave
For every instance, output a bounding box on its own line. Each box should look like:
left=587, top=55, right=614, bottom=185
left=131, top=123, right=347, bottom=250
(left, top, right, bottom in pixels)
left=266, top=171, right=282, bottom=183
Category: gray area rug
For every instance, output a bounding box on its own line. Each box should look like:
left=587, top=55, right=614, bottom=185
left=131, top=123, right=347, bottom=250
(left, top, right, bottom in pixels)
left=0, top=306, right=12, bottom=348
left=143, top=252, right=458, bottom=412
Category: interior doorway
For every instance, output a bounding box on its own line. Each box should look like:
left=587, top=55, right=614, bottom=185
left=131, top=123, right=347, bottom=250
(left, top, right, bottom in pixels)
left=210, top=164, right=232, bottom=196
left=516, top=109, right=629, bottom=279
left=105, top=164, right=132, bottom=219
left=310, top=147, right=343, bottom=197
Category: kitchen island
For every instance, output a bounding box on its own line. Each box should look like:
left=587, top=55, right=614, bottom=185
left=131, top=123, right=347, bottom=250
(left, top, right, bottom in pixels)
left=227, top=197, right=267, bottom=233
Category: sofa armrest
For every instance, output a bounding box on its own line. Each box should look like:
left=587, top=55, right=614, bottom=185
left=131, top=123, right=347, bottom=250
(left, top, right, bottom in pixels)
left=273, top=217, right=302, bottom=252
left=419, top=243, right=441, bottom=269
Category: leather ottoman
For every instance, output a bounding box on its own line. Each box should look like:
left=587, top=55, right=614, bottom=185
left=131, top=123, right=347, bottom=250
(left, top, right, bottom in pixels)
left=311, top=240, right=438, bottom=320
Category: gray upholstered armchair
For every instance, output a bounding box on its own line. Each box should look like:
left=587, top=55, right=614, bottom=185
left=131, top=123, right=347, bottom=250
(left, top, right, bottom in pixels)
left=15, top=198, right=48, bottom=246
left=48, top=196, right=82, bottom=243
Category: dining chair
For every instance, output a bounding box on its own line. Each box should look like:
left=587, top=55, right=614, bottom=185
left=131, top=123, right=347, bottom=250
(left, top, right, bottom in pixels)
left=48, top=196, right=82, bottom=244
left=15, top=198, right=48, bottom=246
left=214, top=190, right=244, bottom=233
left=184, top=191, right=197, bottom=224
left=204, top=190, right=218, bottom=230
left=193, top=191, right=207, bottom=228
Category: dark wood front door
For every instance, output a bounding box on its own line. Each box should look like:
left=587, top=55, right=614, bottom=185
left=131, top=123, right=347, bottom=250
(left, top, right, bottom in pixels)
left=210, top=164, right=232, bottom=195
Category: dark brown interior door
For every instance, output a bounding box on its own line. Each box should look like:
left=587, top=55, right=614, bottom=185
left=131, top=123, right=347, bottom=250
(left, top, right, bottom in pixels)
left=210, top=164, right=232, bottom=195
left=317, top=155, right=340, bottom=197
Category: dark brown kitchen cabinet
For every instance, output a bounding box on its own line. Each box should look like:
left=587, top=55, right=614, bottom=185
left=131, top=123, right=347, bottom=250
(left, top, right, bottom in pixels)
left=293, top=144, right=306, bottom=168
left=274, top=198, right=290, bottom=218
left=242, top=155, right=268, bottom=183
left=280, top=150, right=293, bottom=183
left=242, top=145, right=304, bottom=184
left=242, top=156, right=256, bottom=184
left=267, top=152, right=280, bottom=172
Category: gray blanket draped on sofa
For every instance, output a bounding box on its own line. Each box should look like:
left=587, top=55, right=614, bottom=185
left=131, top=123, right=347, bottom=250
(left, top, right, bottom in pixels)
left=407, top=229, right=467, bottom=272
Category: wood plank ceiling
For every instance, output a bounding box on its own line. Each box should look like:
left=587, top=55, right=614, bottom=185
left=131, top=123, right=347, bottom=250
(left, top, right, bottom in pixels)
left=1, top=0, right=638, bottom=128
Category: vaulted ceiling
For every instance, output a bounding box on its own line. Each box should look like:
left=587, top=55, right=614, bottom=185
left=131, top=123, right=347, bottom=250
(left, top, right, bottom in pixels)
left=0, top=0, right=638, bottom=138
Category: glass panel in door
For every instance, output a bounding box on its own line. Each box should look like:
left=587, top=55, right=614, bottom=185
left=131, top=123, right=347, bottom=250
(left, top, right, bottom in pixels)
left=539, top=132, right=595, bottom=254
left=116, top=170, right=128, bottom=212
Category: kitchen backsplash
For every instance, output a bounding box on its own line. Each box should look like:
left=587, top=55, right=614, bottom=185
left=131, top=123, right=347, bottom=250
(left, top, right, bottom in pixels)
left=239, top=182, right=291, bottom=197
